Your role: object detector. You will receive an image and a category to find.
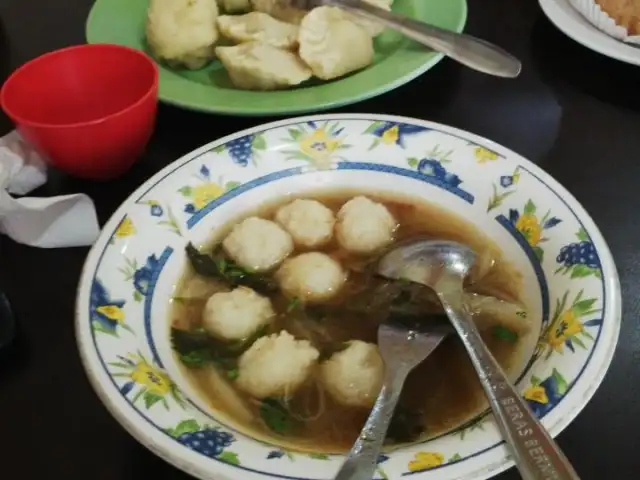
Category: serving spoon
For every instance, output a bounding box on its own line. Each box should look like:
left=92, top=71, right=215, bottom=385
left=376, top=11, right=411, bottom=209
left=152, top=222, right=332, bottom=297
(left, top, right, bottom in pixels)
left=376, top=239, right=580, bottom=480
left=289, top=0, right=522, bottom=78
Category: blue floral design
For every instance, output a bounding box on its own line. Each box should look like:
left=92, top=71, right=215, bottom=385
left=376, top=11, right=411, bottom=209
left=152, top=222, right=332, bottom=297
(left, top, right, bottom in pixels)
left=307, top=120, right=344, bottom=136
left=227, top=135, right=254, bottom=167
left=134, top=200, right=181, bottom=236
left=524, top=369, right=568, bottom=418
left=133, top=255, right=161, bottom=297
left=147, top=201, right=164, bottom=217
left=267, top=450, right=286, bottom=460
left=417, top=158, right=462, bottom=188
left=555, top=228, right=602, bottom=278
left=280, top=120, right=350, bottom=168
left=500, top=175, right=514, bottom=188
left=119, top=377, right=135, bottom=396
left=509, top=207, right=562, bottom=231
left=506, top=200, right=562, bottom=262
left=178, top=428, right=235, bottom=458
left=184, top=204, right=196, bottom=214
left=487, top=167, right=521, bottom=212
left=178, top=165, right=240, bottom=217
left=90, top=279, right=126, bottom=335
left=166, top=420, right=239, bottom=464
left=365, top=121, right=429, bottom=148
left=215, top=134, right=267, bottom=167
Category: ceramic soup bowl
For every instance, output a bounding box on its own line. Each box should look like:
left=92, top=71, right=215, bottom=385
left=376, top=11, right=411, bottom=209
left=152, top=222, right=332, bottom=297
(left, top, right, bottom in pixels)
left=76, top=114, right=621, bottom=480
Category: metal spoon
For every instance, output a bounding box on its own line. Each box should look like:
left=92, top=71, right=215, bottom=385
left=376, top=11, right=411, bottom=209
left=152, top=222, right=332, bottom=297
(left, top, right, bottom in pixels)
left=290, top=0, right=522, bottom=78
left=377, top=239, right=580, bottom=480
left=333, top=316, right=449, bottom=480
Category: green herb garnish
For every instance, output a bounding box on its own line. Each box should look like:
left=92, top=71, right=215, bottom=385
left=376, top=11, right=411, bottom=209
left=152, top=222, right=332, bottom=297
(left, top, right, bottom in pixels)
left=179, top=349, right=213, bottom=368
left=212, top=356, right=239, bottom=374
left=287, top=297, right=301, bottom=312
left=260, top=398, right=294, bottom=434
left=185, top=243, right=278, bottom=294
left=171, top=328, right=213, bottom=367
left=492, top=326, right=518, bottom=343
left=170, top=327, right=240, bottom=377
left=171, top=296, right=206, bottom=305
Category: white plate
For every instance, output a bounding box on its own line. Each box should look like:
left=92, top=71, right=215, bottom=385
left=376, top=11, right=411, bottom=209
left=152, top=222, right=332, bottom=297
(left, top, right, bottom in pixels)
left=539, top=0, right=640, bottom=65
left=76, top=114, right=621, bottom=480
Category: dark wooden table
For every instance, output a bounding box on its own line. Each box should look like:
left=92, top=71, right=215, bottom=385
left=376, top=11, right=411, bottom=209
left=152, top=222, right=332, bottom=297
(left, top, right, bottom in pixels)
left=1, top=0, right=639, bottom=478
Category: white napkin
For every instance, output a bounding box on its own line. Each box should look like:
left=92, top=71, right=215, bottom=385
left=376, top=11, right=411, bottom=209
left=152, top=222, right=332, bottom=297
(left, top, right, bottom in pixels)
left=0, top=130, right=100, bottom=248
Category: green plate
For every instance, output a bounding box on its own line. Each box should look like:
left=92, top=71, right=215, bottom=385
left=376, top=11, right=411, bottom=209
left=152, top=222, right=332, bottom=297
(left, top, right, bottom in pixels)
left=86, top=0, right=467, bottom=116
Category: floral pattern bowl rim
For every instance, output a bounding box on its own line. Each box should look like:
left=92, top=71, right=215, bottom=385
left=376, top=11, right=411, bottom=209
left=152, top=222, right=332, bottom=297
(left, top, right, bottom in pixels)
left=75, top=114, right=621, bottom=480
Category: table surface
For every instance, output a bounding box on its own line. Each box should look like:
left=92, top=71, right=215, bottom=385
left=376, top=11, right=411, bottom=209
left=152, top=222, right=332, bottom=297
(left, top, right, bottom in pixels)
left=1, top=0, right=639, bottom=478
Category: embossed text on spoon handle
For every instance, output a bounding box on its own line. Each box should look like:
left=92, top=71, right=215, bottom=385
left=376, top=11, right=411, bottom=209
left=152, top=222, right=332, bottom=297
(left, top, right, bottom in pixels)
left=325, top=0, right=521, bottom=78
left=334, top=369, right=409, bottom=480
left=438, top=292, right=580, bottom=480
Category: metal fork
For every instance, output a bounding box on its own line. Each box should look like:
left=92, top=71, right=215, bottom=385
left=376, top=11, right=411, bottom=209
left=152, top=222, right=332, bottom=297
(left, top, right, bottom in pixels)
left=289, top=0, right=521, bottom=78
left=333, top=316, right=451, bottom=480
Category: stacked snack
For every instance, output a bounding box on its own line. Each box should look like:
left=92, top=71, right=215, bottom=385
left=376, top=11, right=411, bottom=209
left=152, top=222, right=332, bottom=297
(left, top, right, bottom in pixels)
left=145, top=0, right=395, bottom=91
left=568, top=0, right=640, bottom=43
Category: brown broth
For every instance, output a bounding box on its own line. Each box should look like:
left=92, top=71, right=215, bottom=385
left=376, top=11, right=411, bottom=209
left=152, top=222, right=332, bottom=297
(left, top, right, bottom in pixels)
left=171, top=190, right=534, bottom=453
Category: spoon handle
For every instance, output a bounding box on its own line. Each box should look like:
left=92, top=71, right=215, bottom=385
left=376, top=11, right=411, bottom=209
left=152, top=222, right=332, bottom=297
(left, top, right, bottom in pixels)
left=333, top=370, right=409, bottom=480
left=438, top=292, right=580, bottom=480
left=324, top=0, right=521, bottom=78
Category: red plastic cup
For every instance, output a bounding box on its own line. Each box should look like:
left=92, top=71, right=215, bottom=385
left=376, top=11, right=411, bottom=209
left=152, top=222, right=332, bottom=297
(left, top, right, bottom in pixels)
left=0, top=44, right=158, bottom=180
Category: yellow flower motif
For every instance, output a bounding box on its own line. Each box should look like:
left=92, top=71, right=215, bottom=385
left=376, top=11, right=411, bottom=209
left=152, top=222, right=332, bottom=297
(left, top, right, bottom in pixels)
left=115, top=217, right=136, bottom=238
left=96, top=305, right=125, bottom=324
left=474, top=146, right=498, bottom=164
left=130, top=360, right=172, bottom=396
left=515, top=213, right=543, bottom=246
left=192, top=182, right=225, bottom=210
left=546, top=310, right=584, bottom=353
left=561, top=310, right=584, bottom=336
left=300, top=128, right=341, bottom=164
left=523, top=385, right=549, bottom=404
left=408, top=452, right=445, bottom=472
left=381, top=125, right=400, bottom=145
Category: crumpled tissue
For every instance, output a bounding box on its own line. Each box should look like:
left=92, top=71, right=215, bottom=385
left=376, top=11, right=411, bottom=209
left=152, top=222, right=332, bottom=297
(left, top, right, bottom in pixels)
left=0, top=130, right=100, bottom=247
